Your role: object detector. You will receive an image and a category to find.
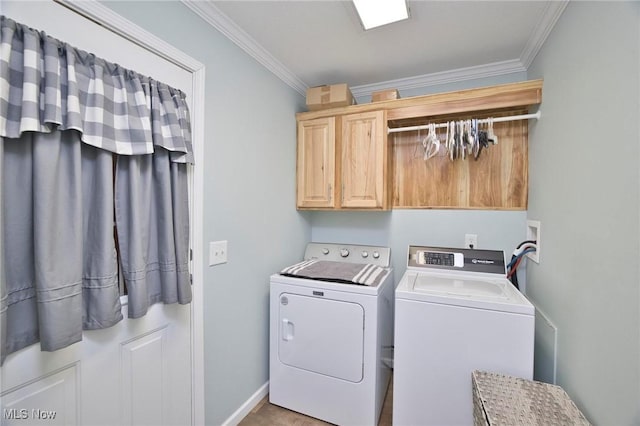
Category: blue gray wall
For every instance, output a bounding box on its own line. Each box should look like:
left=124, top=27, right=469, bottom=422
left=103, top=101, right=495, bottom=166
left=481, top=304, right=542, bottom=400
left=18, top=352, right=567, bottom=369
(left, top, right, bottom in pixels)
left=527, top=2, right=640, bottom=424
left=101, top=2, right=311, bottom=424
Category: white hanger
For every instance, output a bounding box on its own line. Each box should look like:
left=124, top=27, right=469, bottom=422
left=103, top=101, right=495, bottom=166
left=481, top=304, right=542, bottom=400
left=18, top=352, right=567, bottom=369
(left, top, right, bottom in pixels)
left=424, top=123, right=440, bottom=160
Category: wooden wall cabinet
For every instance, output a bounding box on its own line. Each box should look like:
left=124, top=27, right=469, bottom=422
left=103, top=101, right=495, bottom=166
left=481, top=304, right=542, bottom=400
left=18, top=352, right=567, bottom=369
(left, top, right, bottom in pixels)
left=296, top=117, right=335, bottom=208
left=296, top=79, right=543, bottom=211
left=296, top=111, right=390, bottom=210
left=340, top=111, right=389, bottom=209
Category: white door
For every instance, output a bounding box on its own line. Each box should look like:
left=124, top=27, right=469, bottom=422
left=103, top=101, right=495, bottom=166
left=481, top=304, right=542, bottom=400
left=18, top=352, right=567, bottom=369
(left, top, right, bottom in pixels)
left=278, top=293, right=364, bottom=382
left=1, top=2, right=195, bottom=425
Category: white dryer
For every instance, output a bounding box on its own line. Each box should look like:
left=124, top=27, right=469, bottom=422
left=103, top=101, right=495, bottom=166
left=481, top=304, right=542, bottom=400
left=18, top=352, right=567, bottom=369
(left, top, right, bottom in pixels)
left=393, top=245, right=535, bottom=426
left=270, top=243, right=394, bottom=425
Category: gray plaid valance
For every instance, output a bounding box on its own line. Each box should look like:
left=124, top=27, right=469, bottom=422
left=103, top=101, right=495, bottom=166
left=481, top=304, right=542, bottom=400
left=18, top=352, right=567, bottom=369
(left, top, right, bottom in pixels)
left=0, top=16, right=193, bottom=163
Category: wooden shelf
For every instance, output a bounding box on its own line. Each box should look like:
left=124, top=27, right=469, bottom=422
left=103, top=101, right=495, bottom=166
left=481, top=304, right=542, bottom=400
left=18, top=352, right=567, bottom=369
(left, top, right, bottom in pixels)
left=391, top=109, right=529, bottom=210
left=296, top=79, right=543, bottom=122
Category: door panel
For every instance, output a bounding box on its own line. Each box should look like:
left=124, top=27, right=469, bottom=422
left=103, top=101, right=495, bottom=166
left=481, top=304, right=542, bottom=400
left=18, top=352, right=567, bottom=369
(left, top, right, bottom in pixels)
left=2, top=364, right=78, bottom=426
left=278, top=293, right=364, bottom=382
left=121, top=327, right=168, bottom=426
left=1, top=2, right=193, bottom=425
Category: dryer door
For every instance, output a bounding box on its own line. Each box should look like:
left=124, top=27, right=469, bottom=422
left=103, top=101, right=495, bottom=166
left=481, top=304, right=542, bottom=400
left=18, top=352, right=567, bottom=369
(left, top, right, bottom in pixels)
left=278, top=293, right=364, bottom=383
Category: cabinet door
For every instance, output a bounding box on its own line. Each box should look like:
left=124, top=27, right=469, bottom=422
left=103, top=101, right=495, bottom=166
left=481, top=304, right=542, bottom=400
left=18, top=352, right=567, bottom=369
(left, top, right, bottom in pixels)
left=297, top=117, right=336, bottom=208
left=341, top=111, right=388, bottom=209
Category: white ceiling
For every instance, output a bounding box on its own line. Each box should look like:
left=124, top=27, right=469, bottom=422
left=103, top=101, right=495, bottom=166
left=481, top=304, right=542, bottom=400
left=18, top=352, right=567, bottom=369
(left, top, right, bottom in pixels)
left=183, top=1, right=568, bottom=97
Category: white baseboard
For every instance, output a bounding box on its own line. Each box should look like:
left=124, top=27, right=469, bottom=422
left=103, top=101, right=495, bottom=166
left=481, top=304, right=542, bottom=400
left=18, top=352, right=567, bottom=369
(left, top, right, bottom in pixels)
left=222, top=381, right=269, bottom=426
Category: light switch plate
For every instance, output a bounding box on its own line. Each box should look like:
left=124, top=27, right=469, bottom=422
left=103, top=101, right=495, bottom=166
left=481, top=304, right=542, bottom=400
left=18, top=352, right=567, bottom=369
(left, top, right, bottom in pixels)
left=209, top=240, right=228, bottom=266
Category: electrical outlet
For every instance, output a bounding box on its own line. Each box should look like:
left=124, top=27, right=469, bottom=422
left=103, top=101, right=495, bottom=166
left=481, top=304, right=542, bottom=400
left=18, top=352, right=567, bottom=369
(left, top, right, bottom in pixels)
left=465, top=234, right=478, bottom=249
left=209, top=240, right=228, bottom=266
left=526, top=220, right=540, bottom=263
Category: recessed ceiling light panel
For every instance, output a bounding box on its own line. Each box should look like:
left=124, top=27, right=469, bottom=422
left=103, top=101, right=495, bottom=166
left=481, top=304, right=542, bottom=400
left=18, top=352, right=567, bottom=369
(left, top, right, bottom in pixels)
left=352, top=0, right=409, bottom=30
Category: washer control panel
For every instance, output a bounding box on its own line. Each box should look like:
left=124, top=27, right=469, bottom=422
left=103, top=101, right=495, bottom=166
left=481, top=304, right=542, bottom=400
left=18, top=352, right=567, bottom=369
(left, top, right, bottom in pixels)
left=408, top=245, right=506, bottom=274
left=304, top=243, right=391, bottom=267
left=418, top=250, right=463, bottom=267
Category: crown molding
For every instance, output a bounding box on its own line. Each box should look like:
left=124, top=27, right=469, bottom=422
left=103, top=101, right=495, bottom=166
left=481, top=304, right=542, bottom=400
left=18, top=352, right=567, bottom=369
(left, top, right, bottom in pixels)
left=350, top=59, right=526, bottom=98
left=179, top=0, right=567, bottom=99
left=180, top=0, right=308, bottom=95
left=520, top=0, right=570, bottom=68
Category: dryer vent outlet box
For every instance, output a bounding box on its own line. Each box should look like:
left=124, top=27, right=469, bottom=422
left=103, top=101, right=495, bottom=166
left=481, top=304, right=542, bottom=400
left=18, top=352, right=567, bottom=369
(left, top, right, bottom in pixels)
left=526, top=220, right=540, bottom=263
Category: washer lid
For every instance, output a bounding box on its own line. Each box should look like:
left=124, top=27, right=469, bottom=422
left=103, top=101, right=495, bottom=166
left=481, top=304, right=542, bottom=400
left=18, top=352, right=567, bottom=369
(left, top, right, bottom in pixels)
left=397, top=272, right=534, bottom=315
left=413, top=275, right=509, bottom=300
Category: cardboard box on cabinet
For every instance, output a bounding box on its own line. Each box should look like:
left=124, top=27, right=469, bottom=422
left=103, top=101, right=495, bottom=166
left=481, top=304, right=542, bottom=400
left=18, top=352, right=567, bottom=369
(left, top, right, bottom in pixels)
left=371, top=89, right=400, bottom=102
left=306, top=84, right=356, bottom=111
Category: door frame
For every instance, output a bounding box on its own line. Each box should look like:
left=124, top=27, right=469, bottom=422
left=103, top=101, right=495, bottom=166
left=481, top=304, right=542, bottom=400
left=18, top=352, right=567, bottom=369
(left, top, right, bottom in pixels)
left=52, top=1, right=206, bottom=424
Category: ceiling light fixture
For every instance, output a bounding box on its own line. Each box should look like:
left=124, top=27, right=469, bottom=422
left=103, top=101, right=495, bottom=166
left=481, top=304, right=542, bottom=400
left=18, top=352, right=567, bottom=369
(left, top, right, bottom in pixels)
left=352, top=0, right=409, bottom=30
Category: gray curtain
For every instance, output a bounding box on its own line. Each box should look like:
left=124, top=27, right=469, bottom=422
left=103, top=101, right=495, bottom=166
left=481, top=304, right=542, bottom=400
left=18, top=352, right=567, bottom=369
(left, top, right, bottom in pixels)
left=0, top=16, right=193, bottom=363
left=116, top=150, right=191, bottom=319
left=2, top=131, right=121, bottom=357
left=116, top=81, right=193, bottom=318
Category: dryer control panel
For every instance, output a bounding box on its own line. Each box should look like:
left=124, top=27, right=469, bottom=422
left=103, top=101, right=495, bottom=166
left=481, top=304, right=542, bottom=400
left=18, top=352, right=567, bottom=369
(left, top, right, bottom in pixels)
left=408, top=245, right=505, bottom=275
left=305, top=243, right=391, bottom=267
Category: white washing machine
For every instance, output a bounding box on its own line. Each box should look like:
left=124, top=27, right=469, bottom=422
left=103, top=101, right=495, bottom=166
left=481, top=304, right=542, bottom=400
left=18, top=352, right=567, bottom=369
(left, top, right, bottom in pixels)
left=269, top=243, right=394, bottom=425
left=393, top=245, right=535, bottom=426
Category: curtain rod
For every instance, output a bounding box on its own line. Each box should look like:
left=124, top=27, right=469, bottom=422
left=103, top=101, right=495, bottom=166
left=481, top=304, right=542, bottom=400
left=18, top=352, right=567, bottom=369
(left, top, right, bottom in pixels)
left=387, top=111, right=541, bottom=134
